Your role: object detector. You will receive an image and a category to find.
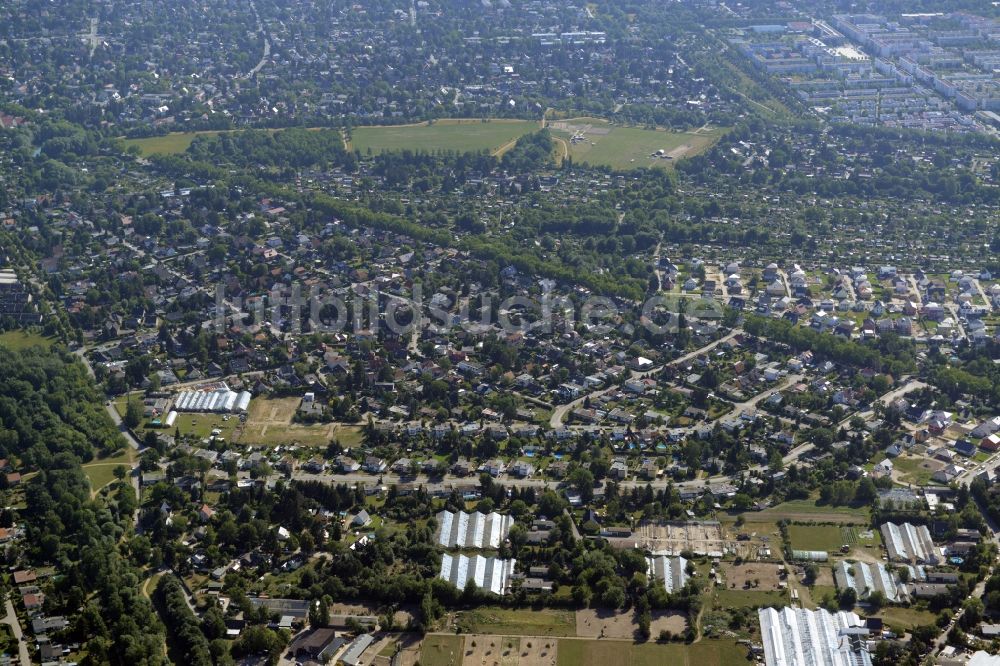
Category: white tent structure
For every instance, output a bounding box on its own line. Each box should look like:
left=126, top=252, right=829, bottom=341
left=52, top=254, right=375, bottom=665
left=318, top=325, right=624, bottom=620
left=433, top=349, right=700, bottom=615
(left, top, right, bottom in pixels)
left=172, top=384, right=251, bottom=414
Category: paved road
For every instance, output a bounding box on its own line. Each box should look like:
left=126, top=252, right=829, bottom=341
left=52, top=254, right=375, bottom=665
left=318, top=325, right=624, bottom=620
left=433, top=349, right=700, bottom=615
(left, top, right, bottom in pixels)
left=973, top=278, right=995, bottom=312
left=1, top=598, right=30, bottom=665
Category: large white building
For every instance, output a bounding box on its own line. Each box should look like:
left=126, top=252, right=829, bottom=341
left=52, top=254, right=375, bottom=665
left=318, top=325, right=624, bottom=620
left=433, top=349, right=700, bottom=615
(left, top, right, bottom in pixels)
left=436, top=510, right=513, bottom=549
left=438, top=554, right=515, bottom=596
left=758, top=607, right=871, bottom=666
left=881, top=522, right=939, bottom=564
left=646, top=555, right=688, bottom=593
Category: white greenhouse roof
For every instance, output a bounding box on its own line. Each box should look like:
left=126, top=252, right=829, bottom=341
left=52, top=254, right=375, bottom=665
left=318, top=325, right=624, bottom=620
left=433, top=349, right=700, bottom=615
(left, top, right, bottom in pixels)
left=834, top=561, right=907, bottom=603
left=880, top=522, right=938, bottom=564
left=759, top=607, right=871, bottom=666
left=646, top=555, right=688, bottom=593
left=436, top=510, right=513, bottom=549
left=439, top=554, right=515, bottom=596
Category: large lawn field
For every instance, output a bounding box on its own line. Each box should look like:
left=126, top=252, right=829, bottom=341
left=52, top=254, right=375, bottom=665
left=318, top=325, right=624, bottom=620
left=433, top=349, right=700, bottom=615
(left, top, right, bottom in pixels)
left=0, top=330, right=54, bottom=351
left=456, top=608, right=576, bottom=637
left=548, top=118, right=724, bottom=170
left=557, top=639, right=747, bottom=666
left=351, top=119, right=539, bottom=155
left=123, top=132, right=219, bottom=155
left=419, top=634, right=465, bottom=666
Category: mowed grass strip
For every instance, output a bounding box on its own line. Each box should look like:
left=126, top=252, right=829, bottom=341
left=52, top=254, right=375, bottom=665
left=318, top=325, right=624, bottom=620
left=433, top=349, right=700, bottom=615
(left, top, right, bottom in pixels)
left=757, top=498, right=870, bottom=523
left=419, top=634, right=465, bottom=666
left=456, top=608, right=576, bottom=637
left=787, top=524, right=846, bottom=552
left=556, top=639, right=747, bottom=666
left=351, top=119, right=538, bottom=155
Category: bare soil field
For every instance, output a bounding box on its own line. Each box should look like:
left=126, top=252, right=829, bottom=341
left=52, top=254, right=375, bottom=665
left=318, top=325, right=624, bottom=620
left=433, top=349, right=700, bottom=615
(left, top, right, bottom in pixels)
left=329, top=601, right=414, bottom=627
left=461, top=635, right=557, bottom=666
left=575, top=609, right=686, bottom=640
left=720, top=563, right=785, bottom=591
left=632, top=521, right=727, bottom=555
left=239, top=396, right=340, bottom=446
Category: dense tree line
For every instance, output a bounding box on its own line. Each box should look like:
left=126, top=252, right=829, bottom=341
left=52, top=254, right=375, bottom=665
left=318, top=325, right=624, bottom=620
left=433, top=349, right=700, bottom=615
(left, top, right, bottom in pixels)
left=187, top=128, right=356, bottom=171
left=0, top=346, right=125, bottom=467
left=154, top=576, right=213, bottom=666
left=6, top=345, right=167, bottom=665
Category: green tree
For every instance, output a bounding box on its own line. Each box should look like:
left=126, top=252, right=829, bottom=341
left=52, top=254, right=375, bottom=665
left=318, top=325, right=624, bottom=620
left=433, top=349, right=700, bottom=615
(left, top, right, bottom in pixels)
left=124, top=399, right=143, bottom=429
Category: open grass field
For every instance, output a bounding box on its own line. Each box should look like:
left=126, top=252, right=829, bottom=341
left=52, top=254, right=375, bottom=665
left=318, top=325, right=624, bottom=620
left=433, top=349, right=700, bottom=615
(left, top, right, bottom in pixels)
left=351, top=119, right=539, bottom=155
left=83, top=448, right=135, bottom=493
left=802, top=585, right=838, bottom=609
left=893, top=455, right=942, bottom=486
left=169, top=412, right=240, bottom=441
left=876, top=606, right=939, bottom=631
left=123, top=132, right=223, bottom=156
left=788, top=524, right=845, bottom=552
left=556, top=639, right=747, bottom=666
left=548, top=118, right=724, bottom=170
left=456, top=608, right=576, bottom=637
left=712, top=588, right=788, bottom=610
left=420, top=634, right=465, bottom=666
left=0, top=330, right=54, bottom=351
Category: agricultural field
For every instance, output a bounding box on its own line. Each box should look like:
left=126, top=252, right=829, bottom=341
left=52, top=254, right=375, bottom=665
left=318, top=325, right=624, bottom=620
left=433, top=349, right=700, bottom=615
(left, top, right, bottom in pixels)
left=0, top=330, right=54, bottom=351
left=547, top=118, right=724, bottom=170
left=556, top=638, right=747, bottom=666
left=575, top=609, right=685, bottom=639
left=788, top=524, right=847, bottom=552
left=350, top=119, right=539, bottom=155
left=455, top=608, right=576, bottom=637
left=719, top=563, right=786, bottom=591
left=461, top=635, right=556, bottom=666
